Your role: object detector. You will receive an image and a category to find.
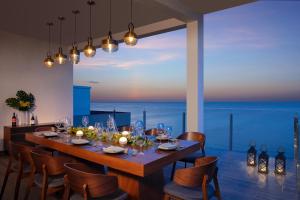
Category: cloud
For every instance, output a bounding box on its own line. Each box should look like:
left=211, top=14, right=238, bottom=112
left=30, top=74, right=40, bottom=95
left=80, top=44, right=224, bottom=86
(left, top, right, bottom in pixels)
left=75, top=53, right=181, bottom=70
left=205, top=27, right=277, bottom=50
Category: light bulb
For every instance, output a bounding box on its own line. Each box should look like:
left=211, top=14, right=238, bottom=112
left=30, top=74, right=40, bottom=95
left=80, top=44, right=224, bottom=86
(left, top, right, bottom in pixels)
left=54, top=47, right=67, bottom=64
left=69, top=46, right=80, bottom=64
left=44, top=55, right=54, bottom=68
left=84, top=37, right=96, bottom=57
left=124, top=23, right=137, bottom=46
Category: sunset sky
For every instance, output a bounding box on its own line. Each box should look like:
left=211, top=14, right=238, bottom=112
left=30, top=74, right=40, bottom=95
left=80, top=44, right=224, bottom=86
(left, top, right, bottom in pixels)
left=74, top=1, right=300, bottom=102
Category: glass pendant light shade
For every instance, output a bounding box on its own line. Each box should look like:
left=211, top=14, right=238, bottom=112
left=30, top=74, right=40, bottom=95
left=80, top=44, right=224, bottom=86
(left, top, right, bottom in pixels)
left=44, top=22, right=54, bottom=68
left=124, top=0, right=138, bottom=46
left=55, top=47, right=67, bottom=64
left=69, top=10, right=80, bottom=64
left=84, top=37, right=96, bottom=57
left=124, top=23, right=137, bottom=46
left=102, top=31, right=118, bottom=53
left=55, top=16, right=67, bottom=65
left=44, top=54, right=54, bottom=68
left=69, top=45, right=80, bottom=64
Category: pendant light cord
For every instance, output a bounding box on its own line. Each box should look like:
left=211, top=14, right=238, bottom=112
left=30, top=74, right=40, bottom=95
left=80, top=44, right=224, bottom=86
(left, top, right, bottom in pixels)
left=89, top=1, right=92, bottom=38
left=48, top=24, right=51, bottom=53
left=130, top=0, right=133, bottom=23
left=59, top=19, right=62, bottom=47
left=74, top=13, right=77, bottom=44
left=109, top=0, right=112, bottom=31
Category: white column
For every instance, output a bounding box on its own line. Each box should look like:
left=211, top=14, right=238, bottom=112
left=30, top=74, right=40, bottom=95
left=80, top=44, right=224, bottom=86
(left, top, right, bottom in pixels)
left=186, top=16, right=204, bottom=133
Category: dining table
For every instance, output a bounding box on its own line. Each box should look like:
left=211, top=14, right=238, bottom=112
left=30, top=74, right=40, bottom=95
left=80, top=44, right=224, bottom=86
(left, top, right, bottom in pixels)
left=25, top=132, right=200, bottom=200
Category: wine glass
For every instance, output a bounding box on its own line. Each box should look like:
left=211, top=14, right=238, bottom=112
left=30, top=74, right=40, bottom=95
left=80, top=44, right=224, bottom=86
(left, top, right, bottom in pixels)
left=165, top=126, right=173, bottom=139
left=82, top=116, right=89, bottom=128
left=157, top=123, right=165, bottom=134
left=135, top=120, right=144, bottom=136
left=55, top=120, right=62, bottom=132
left=135, top=137, right=145, bottom=155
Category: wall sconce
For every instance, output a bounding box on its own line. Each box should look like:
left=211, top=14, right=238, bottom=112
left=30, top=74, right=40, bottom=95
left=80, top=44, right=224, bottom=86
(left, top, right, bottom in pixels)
left=275, top=147, right=286, bottom=175
left=258, top=145, right=269, bottom=174
left=247, top=142, right=257, bottom=167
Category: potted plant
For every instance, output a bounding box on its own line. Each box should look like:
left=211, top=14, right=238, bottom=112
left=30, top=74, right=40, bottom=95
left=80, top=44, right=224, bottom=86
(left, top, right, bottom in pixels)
left=5, top=90, right=35, bottom=125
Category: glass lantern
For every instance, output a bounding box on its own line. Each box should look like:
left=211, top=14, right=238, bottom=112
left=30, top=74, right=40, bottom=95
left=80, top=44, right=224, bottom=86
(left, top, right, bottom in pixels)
left=247, top=143, right=257, bottom=167
left=258, top=146, right=269, bottom=174
left=274, top=147, right=286, bottom=175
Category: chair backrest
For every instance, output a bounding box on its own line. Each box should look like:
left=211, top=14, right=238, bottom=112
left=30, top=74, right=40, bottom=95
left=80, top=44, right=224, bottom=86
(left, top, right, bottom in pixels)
left=174, top=156, right=218, bottom=187
left=145, top=128, right=159, bottom=136
left=177, top=132, right=206, bottom=152
left=31, top=150, right=72, bottom=176
left=9, top=142, right=34, bottom=165
left=35, top=126, right=55, bottom=132
left=64, top=163, right=118, bottom=198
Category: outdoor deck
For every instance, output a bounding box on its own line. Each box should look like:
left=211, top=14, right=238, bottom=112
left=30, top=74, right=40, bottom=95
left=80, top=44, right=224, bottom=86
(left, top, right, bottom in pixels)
left=0, top=149, right=299, bottom=200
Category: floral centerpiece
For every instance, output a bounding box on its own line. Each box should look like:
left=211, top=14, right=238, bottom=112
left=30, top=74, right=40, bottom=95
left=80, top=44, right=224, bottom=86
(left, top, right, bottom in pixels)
left=5, top=90, right=35, bottom=125
left=69, top=126, right=98, bottom=140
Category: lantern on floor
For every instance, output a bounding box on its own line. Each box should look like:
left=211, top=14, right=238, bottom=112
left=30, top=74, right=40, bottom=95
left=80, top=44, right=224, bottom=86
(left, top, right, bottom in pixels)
left=258, top=145, right=269, bottom=174
left=274, top=147, right=286, bottom=175
left=247, top=142, right=257, bottom=166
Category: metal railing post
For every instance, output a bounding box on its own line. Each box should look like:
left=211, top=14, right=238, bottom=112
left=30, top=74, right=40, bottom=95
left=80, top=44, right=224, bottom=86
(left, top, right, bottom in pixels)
left=113, top=108, right=116, bottom=120
left=182, top=112, right=186, bottom=133
left=143, top=110, right=146, bottom=130
left=294, top=114, right=299, bottom=162
left=229, top=113, right=233, bottom=151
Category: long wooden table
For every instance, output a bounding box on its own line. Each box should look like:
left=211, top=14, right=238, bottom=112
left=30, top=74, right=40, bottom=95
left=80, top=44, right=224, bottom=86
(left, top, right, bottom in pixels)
left=26, top=133, right=200, bottom=200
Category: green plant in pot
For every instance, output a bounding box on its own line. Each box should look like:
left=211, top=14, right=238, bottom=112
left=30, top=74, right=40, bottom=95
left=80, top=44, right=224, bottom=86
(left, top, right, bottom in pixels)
left=6, top=90, right=35, bottom=125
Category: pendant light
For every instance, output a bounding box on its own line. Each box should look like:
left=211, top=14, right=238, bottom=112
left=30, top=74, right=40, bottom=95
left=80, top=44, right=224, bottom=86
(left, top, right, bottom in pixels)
left=102, top=0, right=118, bottom=53
left=54, top=16, right=67, bottom=64
left=44, top=22, right=54, bottom=68
left=69, top=10, right=80, bottom=64
left=83, top=0, right=96, bottom=57
left=124, top=0, right=137, bottom=46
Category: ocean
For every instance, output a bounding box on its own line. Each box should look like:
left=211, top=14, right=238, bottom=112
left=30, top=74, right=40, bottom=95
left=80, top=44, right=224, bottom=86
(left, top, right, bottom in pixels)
left=91, top=101, right=300, bottom=158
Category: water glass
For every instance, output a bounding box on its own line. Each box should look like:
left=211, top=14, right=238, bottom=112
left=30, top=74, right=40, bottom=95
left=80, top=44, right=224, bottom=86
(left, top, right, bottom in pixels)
left=165, top=126, right=173, bottom=138
left=82, top=116, right=89, bottom=127
left=157, top=123, right=165, bottom=134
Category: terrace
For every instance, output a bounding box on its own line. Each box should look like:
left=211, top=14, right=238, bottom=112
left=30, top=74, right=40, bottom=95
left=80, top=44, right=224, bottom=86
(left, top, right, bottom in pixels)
left=0, top=0, right=299, bottom=199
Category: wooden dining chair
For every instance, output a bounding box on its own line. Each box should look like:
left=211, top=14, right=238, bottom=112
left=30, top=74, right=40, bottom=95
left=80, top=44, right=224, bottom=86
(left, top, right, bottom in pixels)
left=145, top=128, right=160, bottom=136
left=164, top=156, right=221, bottom=200
left=0, top=142, right=36, bottom=200
left=29, top=150, right=74, bottom=200
left=171, top=132, right=206, bottom=179
left=63, top=163, right=128, bottom=200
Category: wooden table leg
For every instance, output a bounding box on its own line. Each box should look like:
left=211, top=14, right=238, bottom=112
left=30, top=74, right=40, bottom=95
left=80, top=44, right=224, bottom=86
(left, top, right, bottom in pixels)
left=108, top=168, right=164, bottom=200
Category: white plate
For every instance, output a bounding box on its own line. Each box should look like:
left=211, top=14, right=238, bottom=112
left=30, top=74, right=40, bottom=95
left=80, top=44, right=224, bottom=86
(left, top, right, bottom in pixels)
left=41, top=131, right=58, bottom=137
left=71, top=139, right=90, bottom=145
left=103, top=146, right=125, bottom=154
left=156, top=134, right=170, bottom=141
left=158, top=143, right=177, bottom=150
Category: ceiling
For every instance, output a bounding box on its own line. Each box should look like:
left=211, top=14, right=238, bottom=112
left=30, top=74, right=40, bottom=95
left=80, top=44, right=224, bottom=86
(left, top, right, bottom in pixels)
left=0, top=0, right=254, bottom=45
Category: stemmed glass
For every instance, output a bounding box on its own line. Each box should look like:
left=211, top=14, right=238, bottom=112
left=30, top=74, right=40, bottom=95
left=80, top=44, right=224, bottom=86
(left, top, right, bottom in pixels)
left=157, top=123, right=165, bottom=134
left=135, top=136, right=145, bottom=155
left=135, top=120, right=144, bottom=136
left=165, top=126, right=173, bottom=139
left=82, top=116, right=89, bottom=128
left=55, top=120, right=62, bottom=133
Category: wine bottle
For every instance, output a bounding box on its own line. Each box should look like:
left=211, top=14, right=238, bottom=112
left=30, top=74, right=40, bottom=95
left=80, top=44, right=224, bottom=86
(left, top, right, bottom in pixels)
left=12, top=113, right=17, bottom=127
left=30, top=114, right=35, bottom=126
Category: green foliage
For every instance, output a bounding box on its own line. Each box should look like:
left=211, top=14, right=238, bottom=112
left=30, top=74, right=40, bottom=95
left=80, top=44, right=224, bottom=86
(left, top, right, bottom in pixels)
left=5, top=90, right=35, bottom=111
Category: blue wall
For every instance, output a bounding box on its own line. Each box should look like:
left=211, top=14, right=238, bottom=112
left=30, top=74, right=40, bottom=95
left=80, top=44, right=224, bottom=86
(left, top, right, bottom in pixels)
left=73, top=85, right=91, bottom=116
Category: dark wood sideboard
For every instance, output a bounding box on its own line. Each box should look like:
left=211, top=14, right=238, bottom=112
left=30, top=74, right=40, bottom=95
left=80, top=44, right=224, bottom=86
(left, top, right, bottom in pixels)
left=3, top=123, right=55, bottom=151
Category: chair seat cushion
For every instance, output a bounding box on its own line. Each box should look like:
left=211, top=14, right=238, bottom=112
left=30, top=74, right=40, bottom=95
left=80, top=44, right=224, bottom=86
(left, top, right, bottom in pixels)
left=164, top=182, right=214, bottom=200
left=70, top=189, right=127, bottom=200
left=180, top=151, right=205, bottom=163
left=34, top=174, right=64, bottom=188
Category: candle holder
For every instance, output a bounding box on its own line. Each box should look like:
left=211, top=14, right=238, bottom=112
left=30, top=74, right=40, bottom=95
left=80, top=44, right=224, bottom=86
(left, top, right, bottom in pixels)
left=247, top=142, right=257, bottom=167
left=258, top=145, right=269, bottom=174
left=275, top=147, right=286, bottom=175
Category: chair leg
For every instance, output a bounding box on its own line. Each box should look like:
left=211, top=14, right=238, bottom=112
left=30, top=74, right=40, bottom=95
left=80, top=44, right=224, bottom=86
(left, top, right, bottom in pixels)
left=0, top=159, right=12, bottom=199
left=41, top=165, right=48, bottom=200
left=14, top=160, right=23, bottom=200
left=24, top=171, right=35, bottom=200
left=213, top=168, right=222, bottom=200
left=171, top=162, right=176, bottom=180
left=63, top=175, right=70, bottom=200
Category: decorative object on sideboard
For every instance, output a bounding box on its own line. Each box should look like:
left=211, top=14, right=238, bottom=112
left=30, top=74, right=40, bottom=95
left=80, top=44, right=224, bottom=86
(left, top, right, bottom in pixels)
left=5, top=90, right=35, bottom=125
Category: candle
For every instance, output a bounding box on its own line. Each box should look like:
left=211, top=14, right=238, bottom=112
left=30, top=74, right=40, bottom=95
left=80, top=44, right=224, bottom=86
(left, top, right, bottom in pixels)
left=76, top=130, right=84, bottom=137
left=122, top=131, right=130, bottom=136
left=119, top=137, right=128, bottom=145
left=88, top=126, right=94, bottom=130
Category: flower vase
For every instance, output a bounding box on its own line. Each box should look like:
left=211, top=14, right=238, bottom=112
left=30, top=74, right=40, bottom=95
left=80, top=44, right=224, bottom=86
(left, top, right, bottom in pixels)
left=19, top=111, right=30, bottom=125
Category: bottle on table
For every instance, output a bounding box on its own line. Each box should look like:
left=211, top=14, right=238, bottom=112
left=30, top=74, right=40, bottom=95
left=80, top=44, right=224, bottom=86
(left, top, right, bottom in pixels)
left=12, top=113, right=17, bottom=127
